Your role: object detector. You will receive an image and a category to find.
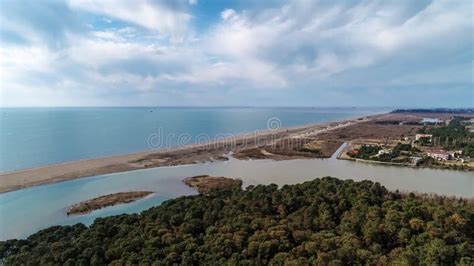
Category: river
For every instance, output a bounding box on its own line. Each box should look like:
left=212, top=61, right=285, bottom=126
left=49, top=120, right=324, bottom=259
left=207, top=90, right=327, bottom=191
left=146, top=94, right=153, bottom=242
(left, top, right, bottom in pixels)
left=0, top=146, right=472, bottom=240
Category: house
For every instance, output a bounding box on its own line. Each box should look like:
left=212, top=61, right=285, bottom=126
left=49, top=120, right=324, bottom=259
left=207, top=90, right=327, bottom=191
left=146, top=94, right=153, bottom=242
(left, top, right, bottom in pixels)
left=448, top=150, right=463, bottom=158
left=415, top=134, right=432, bottom=141
left=421, top=118, right=441, bottom=125
left=428, top=150, right=450, bottom=161
left=377, top=149, right=391, bottom=156
left=411, top=156, right=422, bottom=165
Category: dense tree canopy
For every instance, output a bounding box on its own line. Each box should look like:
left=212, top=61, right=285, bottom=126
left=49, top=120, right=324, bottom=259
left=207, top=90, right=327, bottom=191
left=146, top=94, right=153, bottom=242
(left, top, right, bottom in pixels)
left=347, top=145, right=381, bottom=160
left=1, top=177, right=473, bottom=265
left=418, top=117, right=474, bottom=150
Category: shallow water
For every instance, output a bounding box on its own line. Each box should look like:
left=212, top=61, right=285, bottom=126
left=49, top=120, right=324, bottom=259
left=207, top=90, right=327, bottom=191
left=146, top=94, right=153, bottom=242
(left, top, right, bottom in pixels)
left=0, top=152, right=472, bottom=240
left=0, top=107, right=386, bottom=172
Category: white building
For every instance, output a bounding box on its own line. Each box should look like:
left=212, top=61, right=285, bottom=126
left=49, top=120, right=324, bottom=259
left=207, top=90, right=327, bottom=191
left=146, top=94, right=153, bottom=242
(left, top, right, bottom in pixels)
left=377, top=149, right=391, bottom=156
left=428, top=150, right=450, bottom=161
left=415, top=134, right=433, bottom=141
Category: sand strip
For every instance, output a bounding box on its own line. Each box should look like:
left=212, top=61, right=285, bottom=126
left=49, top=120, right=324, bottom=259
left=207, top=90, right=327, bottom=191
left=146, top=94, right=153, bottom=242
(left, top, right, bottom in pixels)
left=0, top=114, right=379, bottom=194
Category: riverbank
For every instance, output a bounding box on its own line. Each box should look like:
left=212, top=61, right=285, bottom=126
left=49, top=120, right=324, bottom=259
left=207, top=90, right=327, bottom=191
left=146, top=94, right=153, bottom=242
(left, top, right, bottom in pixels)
left=339, top=152, right=474, bottom=171
left=336, top=116, right=474, bottom=172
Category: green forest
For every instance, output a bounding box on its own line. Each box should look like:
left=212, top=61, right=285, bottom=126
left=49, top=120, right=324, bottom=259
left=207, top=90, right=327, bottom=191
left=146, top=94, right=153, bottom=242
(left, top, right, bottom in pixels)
left=348, top=143, right=420, bottom=164
left=1, top=177, right=473, bottom=265
left=347, top=145, right=381, bottom=160
left=419, top=117, right=474, bottom=153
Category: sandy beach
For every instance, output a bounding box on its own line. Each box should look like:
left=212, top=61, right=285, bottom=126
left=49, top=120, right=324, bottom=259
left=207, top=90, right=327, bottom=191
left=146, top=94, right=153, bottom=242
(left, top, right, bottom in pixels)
left=0, top=115, right=381, bottom=194
left=5, top=110, right=469, bottom=194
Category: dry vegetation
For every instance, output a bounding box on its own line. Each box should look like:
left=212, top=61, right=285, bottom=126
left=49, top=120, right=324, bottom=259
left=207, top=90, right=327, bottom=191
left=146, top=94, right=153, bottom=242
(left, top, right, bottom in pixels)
left=183, top=175, right=243, bottom=194
left=67, top=191, right=153, bottom=215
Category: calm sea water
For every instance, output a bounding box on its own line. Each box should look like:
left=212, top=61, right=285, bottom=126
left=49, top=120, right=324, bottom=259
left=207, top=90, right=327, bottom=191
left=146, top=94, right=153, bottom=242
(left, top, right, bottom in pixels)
left=0, top=107, right=386, bottom=172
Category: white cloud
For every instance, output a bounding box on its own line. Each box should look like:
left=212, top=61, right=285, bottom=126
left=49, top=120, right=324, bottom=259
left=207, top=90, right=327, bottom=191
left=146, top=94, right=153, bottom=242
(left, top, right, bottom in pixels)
left=68, top=0, right=191, bottom=39
left=1, top=0, right=472, bottom=107
left=168, top=59, right=287, bottom=88
left=67, top=35, right=155, bottom=67
left=0, top=45, right=60, bottom=95
left=205, top=0, right=472, bottom=86
left=221, top=9, right=238, bottom=21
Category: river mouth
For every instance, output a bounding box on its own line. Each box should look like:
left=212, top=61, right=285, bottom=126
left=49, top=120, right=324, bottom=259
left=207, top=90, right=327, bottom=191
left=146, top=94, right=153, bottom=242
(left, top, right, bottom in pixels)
left=0, top=155, right=472, bottom=240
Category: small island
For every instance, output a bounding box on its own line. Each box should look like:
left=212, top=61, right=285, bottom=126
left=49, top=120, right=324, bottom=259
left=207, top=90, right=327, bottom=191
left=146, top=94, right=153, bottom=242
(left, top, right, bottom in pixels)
left=183, top=175, right=242, bottom=194
left=67, top=191, right=153, bottom=215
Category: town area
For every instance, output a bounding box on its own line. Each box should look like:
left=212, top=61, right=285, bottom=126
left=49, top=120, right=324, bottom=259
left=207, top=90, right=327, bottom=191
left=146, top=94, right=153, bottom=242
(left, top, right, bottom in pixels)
left=339, top=111, right=474, bottom=171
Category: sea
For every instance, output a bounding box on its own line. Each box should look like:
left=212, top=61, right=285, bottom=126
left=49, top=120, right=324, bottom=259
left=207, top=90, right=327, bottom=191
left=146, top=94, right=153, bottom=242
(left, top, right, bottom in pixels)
left=0, top=107, right=387, bottom=172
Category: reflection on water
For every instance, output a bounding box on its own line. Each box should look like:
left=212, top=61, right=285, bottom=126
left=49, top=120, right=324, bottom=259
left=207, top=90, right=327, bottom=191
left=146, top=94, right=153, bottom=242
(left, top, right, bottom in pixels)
left=0, top=155, right=472, bottom=240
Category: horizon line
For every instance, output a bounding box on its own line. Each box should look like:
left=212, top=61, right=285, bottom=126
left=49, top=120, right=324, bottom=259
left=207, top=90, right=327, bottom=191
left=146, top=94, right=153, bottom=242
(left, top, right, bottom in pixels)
left=1, top=106, right=473, bottom=109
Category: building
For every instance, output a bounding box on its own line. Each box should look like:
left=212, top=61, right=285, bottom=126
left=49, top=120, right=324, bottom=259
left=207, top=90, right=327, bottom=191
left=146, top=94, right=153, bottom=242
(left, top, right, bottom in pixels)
left=448, top=150, right=463, bottom=158
left=428, top=150, right=450, bottom=161
left=415, top=134, right=433, bottom=141
left=410, top=156, right=422, bottom=165
left=421, top=118, right=442, bottom=125
left=377, top=149, right=391, bottom=156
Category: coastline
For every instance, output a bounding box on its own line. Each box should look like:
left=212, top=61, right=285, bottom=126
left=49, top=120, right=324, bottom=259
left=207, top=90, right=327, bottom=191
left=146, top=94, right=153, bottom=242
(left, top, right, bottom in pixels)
left=0, top=114, right=380, bottom=194
left=2, top=110, right=471, bottom=194
left=339, top=155, right=474, bottom=171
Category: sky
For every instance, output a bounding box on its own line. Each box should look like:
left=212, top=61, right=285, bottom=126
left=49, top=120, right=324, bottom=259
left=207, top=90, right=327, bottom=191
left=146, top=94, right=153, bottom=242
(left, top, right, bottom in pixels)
left=0, top=0, right=472, bottom=107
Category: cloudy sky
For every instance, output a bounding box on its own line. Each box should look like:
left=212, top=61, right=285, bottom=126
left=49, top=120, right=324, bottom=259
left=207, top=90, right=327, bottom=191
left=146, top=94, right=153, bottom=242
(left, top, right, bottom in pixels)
left=0, top=0, right=472, bottom=107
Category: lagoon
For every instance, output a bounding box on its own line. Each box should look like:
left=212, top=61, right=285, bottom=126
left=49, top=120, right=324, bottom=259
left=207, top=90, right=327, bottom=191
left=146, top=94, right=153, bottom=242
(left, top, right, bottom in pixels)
left=0, top=149, right=472, bottom=240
